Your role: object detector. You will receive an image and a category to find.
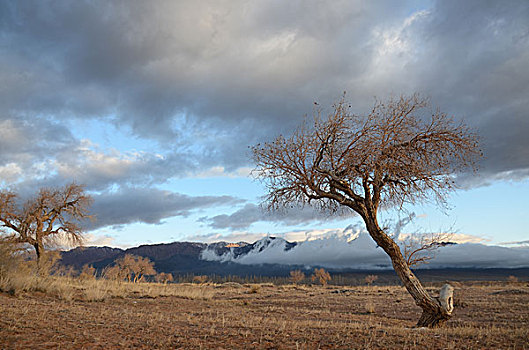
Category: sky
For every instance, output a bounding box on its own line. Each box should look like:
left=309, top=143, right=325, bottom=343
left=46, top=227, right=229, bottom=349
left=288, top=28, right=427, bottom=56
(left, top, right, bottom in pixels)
left=0, top=0, right=528, bottom=253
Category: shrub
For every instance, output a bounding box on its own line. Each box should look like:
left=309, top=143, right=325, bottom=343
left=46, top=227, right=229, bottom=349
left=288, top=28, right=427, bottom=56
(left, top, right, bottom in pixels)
left=155, top=272, right=174, bottom=284
left=365, top=300, right=376, bottom=314
left=192, top=275, right=208, bottom=284
left=248, top=284, right=261, bottom=294
left=79, top=264, right=97, bottom=280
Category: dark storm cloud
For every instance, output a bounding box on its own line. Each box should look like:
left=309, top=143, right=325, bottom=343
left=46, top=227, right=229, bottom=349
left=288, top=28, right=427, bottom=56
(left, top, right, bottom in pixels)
left=0, top=118, right=75, bottom=164
left=0, top=1, right=414, bottom=141
left=402, top=1, right=529, bottom=181
left=88, top=187, right=243, bottom=230
left=1, top=0, right=528, bottom=223
left=201, top=203, right=355, bottom=230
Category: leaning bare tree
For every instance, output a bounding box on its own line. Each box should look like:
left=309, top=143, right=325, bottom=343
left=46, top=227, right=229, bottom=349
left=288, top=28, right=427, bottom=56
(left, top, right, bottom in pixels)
left=0, top=183, right=92, bottom=263
left=252, top=94, right=480, bottom=327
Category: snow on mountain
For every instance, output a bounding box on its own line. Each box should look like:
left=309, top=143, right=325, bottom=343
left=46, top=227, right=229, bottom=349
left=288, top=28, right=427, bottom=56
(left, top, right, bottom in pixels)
left=200, top=230, right=529, bottom=269
left=201, top=232, right=392, bottom=269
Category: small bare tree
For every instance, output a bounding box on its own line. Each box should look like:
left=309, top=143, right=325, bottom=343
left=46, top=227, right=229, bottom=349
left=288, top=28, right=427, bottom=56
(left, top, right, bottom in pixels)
left=132, top=256, right=157, bottom=283
left=364, top=274, right=378, bottom=286
left=311, top=268, right=331, bottom=286
left=0, top=183, right=92, bottom=263
left=252, top=94, right=480, bottom=327
left=112, top=254, right=157, bottom=283
left=290, top=269, right=305, bottom=284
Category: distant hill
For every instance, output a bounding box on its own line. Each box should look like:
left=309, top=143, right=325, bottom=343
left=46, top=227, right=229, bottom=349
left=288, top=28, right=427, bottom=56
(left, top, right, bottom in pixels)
left=60, top=238, right=302, bottom=276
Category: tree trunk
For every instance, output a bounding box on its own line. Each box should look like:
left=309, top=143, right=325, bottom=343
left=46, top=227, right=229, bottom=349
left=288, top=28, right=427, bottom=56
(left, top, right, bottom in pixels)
left=363, top=215, right=453, bottom=328
left=33, top=242, right=43, bottom=262
left=33, top=241, right=45, bottom=275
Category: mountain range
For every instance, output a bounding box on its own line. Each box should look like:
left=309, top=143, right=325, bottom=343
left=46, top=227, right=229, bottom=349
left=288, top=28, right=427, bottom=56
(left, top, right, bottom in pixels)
left=60, top=237, right=301, bottom=277
left=59, top=236, right=529, bottom=281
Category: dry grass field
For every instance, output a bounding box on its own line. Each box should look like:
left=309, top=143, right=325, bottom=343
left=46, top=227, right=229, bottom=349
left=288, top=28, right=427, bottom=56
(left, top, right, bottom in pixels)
left=1, top=279, right=528, bottom=349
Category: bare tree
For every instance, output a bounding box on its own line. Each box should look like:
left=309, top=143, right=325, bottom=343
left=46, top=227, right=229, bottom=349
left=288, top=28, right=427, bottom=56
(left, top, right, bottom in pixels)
left=290, top=269, right=305, bottom=284
left=0, top=183, right=92, bottom=263
left=132, top=256, right=156, bottom=283
left=112, top=254, right=157, bottom=283
left=252, top=94, right=480, bottom=327
left=311, top=268, right=331, bottom=286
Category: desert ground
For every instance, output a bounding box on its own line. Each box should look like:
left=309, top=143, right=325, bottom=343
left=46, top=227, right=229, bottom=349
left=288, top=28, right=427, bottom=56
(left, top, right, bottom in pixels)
left=1, top=280, right=528, bottom=349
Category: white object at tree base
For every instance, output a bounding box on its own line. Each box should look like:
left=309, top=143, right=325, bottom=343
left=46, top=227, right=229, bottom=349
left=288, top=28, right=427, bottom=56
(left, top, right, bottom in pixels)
left=439, top=284, right=454, bottom=315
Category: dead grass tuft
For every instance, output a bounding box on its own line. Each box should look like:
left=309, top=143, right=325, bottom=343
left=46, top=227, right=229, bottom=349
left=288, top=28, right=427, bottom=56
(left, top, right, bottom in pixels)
left=247, top=284, right=261, bottom=294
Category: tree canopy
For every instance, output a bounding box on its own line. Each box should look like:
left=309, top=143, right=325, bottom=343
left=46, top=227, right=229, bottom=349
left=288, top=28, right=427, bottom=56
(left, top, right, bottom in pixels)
left=252, top=94, right=480, bottom=216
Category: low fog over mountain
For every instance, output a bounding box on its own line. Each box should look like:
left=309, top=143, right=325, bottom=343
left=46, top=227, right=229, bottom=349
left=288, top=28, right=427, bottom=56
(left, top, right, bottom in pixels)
left=201, top=234, right=529, bottom=270
left=61, top=232, right=529, bottom=278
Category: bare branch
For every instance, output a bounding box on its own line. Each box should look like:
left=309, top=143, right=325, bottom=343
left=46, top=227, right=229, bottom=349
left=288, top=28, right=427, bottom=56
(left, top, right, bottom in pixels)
left=252, top=94, right=480, bottom=214
left=402, top=231, right=455, bottom=267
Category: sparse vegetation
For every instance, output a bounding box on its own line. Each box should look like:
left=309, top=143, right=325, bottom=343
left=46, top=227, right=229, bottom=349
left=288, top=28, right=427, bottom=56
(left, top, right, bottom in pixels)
left=1, top=280, right=527, bottom=348
left=1, top=237, right=527, bottom=348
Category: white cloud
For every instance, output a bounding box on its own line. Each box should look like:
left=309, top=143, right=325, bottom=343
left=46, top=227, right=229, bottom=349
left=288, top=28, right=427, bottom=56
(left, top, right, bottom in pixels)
left=82, top=233, right=119, bottom=248
left=449, top=233, right=489, bottom=244
left=192, top=166, right=252, bottom=179
left=0, top=163, right=22, bottom=184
